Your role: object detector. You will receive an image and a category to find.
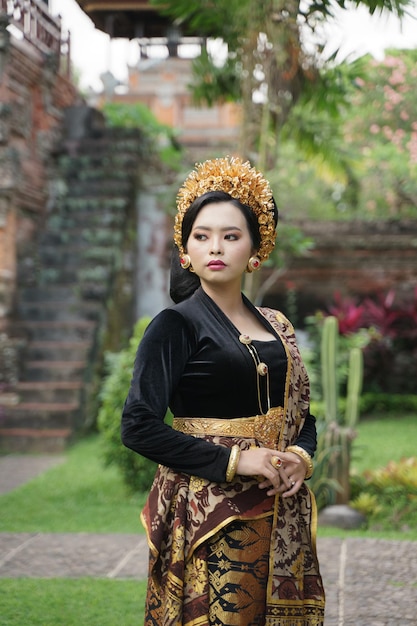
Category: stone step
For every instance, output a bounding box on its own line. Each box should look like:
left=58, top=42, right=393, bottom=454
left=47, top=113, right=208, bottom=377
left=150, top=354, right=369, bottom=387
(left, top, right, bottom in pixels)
left=38, top=246, right=117, bottom=269
left=59, top=148, right=140, bottom=170
left=23, top=360, right=86, bottom=382
left=15, top=381, right=83, bottom=403
left=59, top=197, right=128, bottom=213
left=14, top=320, right=96, bottom=341
left=3, top=125, right=141, bottom=454
left=1, top=401, right=80, bottom=430
left=38, top=264, right=113, bottom=286
left=46, top=211, right=126, bottom=230
left=67, top=167, right=134, bottom=182
left=70, top=135, right=142, bottom=156
left=40, top=227, right=123, bottom=247
left=0, top=427, right=72, bottom=452
left=25, top=340, right=91, bottom=361
left=17, top=300, right=102, bottom=322
left=19, top=285, right=79, bottom=302
left=20, top=283, right=108, bottom=302
left=62, top=179, right=133, bottom=196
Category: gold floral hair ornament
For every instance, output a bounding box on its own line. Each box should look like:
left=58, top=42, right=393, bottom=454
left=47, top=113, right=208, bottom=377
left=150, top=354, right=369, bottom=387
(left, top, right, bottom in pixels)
left=174, top=156, right=277, bottom=262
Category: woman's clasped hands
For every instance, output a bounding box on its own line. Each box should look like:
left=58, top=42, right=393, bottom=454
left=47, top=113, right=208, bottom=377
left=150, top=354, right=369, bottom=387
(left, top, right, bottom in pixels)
left=236, top=447, right=308, bottom=497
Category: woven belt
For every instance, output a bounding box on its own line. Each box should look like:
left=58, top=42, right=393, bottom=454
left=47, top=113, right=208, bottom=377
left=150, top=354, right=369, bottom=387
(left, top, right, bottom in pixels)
left=173, top=407, right=285, bottom=446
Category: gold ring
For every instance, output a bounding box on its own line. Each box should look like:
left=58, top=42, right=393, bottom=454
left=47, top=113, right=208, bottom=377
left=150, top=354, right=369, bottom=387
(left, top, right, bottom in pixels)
left=271, top=456, right=282, bottom=469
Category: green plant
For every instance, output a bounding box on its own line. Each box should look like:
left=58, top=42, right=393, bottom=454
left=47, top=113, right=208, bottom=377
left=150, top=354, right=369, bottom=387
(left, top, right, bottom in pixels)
left=315, top=315, right=364, bottom=506
left=351, top=458, right=417, bottom=532
left=97, top=317, right=160, bottom=493
left=308, top=420, right=341, bottom=510
left=350, top=492, right=382, bottom=519
left=101, top=102, right=182, bottom=169
left=359, top=392, right=417, bottom=415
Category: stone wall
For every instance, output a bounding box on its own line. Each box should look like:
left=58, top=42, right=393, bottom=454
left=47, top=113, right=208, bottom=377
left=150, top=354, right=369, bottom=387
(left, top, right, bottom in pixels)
left=0, top=13, right=78, bottom=386
left=263, top=219, right=417, bottom=322
left=0, top=24, right=78, bottom=327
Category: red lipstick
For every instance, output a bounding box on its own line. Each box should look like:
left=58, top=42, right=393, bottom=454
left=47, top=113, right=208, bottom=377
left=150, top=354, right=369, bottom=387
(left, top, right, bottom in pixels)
left=208, top=260, right=226, bottom=268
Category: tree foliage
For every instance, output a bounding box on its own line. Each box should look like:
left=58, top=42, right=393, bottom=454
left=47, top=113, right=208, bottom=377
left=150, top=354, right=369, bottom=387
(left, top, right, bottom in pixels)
left=150, top=0, right=412, bottom=168
left=344, top=49, right=417, bottom=217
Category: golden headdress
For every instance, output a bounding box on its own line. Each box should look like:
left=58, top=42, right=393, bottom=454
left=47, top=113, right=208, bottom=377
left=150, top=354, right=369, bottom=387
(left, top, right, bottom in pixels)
left=174, top=156, right=277, bottom=262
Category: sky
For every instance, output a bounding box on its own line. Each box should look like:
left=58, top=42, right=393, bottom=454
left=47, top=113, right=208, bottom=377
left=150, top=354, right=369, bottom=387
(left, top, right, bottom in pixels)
left=50, top=0, right=417, bottom=92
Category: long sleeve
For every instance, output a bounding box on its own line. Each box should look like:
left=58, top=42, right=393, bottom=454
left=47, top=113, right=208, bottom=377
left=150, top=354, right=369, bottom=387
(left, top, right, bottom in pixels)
left=121, top=309, right=230, bottom=483
left=294, top=412, right=317, bottom=458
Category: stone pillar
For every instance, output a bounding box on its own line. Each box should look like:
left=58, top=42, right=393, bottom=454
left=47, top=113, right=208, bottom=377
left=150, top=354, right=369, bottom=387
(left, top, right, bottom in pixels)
left=136, top=184, right=171, bottom=319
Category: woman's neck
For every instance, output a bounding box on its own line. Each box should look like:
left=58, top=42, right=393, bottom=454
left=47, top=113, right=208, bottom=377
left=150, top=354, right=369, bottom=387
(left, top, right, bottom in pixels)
left=200, top=283, right=245, bottom=318
left=200, top=283, right=276, bottom=341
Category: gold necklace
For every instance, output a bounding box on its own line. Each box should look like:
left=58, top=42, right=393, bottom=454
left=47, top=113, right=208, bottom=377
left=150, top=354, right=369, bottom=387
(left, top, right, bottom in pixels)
left=239, top=333, right=271, bottom=415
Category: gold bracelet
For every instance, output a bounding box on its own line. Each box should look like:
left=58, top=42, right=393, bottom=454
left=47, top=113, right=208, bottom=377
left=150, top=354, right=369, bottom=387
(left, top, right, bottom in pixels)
left=286, top=445, right=313, bottom=479
left=225, top=445, right=241, bottom=482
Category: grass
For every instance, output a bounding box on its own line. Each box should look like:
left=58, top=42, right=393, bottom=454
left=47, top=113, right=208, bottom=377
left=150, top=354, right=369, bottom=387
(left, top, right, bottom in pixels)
left=351, top=413, right=417, bottom=474
left=0, top=436, right=146, bottom=533
left=0, top=578, right=147, bottom=625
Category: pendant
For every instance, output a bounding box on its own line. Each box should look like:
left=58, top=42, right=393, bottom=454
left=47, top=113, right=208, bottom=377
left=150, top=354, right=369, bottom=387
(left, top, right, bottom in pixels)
left=257, top=362, right=268, bottom=376
left=239, top=333, right=252, bottom=345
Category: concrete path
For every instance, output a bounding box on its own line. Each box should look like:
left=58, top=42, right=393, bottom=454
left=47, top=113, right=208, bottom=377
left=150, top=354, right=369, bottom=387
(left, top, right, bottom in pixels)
left=0, top=455, right=416, bottom=625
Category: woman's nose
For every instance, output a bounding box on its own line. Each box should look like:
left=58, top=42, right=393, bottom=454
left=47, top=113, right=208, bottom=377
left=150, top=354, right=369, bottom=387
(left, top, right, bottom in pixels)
left=210, top=244, right=222, bottom=255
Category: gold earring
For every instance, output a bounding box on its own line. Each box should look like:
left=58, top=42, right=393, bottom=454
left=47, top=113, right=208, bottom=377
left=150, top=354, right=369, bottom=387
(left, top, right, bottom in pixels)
left=180, top=254, right=191, bottom=270
left=247, top=256, right=261, bottom=272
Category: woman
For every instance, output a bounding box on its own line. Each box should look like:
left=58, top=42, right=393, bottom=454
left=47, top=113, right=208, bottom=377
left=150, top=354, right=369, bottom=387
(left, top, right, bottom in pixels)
left=122, top=157, right=325, bottom=625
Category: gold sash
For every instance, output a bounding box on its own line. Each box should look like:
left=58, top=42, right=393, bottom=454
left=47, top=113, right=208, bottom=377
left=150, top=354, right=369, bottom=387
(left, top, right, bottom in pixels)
left=173, top=407, right=287, bottom=448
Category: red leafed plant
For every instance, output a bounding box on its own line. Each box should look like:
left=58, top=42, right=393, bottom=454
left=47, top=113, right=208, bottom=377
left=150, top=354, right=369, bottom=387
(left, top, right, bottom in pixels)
left=324, top=288, right=417, bottom=394
left=328, top=292, right=366, bottom=335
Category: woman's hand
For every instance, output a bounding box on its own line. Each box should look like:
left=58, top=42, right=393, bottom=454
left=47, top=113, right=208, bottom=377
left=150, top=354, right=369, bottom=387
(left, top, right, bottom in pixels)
left=236, top=448, right=307, bottom=497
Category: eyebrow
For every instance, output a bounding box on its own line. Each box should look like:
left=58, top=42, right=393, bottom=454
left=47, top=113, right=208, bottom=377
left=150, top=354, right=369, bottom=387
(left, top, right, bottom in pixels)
left=192, top=225, right=243, bottom=232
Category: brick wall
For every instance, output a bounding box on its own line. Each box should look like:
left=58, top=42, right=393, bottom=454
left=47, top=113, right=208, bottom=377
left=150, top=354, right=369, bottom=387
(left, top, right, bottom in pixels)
left=263, top=219, right=417, bottom=322
left=0, top=33, right=78, bottom=324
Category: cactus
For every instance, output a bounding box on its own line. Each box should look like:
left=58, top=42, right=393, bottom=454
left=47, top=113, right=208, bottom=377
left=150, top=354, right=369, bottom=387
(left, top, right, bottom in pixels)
left=321, top=316, right=338, bottom=423
left=319, top=315, right=364, bottom=504
left=345, top=347, right=363, bottom=428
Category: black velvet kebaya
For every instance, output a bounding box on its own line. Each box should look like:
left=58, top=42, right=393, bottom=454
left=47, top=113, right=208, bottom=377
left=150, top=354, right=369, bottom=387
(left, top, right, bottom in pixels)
left=121, top=287, right=317, bottom=483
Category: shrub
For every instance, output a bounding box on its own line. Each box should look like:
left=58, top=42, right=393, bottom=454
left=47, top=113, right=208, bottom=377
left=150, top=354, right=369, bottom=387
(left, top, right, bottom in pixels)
left=308, top=288, right=417, bottom=395
left=359, top=392, right=417, bottom=415
left=309, top=420, right=341, bottom=510
left=101, top=102, right=182, bottom=169
left=350, top=458, right=417, bottom=531
left=97, top=317, right=159, bottom=493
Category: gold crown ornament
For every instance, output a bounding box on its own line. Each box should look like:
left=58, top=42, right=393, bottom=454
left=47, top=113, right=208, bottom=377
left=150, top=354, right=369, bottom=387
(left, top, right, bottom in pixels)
left=174, top=157, right=277, bottom=262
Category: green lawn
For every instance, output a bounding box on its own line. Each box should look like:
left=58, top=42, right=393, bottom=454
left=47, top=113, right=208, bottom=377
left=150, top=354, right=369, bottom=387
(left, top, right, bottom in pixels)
left=0, top=578, right=147, bottom=626
left=0, top=436, right=146, bottom=533
left=351, top=413, right=417, bottom=474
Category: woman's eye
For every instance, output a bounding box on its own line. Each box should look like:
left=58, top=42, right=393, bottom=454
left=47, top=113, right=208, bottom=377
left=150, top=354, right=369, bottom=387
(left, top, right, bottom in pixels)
left=225, top=233, right=238, bottom=240
left=194, top=233, right=207, bottom=241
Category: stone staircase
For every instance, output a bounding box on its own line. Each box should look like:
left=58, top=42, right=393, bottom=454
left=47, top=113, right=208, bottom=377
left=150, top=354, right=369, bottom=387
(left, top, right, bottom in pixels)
left=0, top=127, right=143, bottom=452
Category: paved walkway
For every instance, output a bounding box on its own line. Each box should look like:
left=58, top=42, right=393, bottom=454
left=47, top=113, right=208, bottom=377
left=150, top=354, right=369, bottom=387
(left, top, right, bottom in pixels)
left=1, top=455, right=416, bottom=625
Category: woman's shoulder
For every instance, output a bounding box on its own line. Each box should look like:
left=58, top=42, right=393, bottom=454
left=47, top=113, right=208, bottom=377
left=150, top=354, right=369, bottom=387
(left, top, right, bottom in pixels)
left=145, top=297, right=201, bottom=339
left=147, top=306, right=190, bottom=331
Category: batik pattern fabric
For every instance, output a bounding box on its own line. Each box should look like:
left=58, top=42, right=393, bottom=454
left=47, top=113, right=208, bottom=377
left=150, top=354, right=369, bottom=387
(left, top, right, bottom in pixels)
left=141, top=309, right=325, bottom=625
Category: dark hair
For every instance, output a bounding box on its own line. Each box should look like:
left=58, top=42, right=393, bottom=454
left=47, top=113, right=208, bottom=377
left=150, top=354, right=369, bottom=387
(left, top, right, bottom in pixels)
left=169, top=190, right=278, bottom=303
